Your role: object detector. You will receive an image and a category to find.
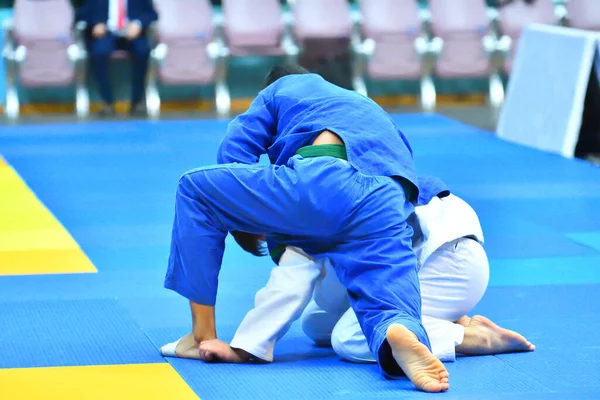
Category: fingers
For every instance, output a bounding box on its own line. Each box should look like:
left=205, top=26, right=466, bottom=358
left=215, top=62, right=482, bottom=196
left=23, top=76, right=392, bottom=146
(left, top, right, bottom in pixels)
left=198, top=340, right=223, bottom=362
left=202, top=350, right=217, bottom=363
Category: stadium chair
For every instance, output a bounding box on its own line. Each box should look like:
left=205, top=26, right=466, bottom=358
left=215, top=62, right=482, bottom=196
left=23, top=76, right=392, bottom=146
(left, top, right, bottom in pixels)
left=2, top=0, right=88, bottom=120
left=288, top=0, right=354, bottom=91
left=565, top=0, right=600, bottom=31
left=220, top=0, right=298, bottom=57
left=150, top=0, right=229, bottom=117
left=497, top=0, right=559, bottom=74
left=354, top=0, right=438, bottom=111
left=290, top=0, right=353, bottom=42
left=429, top=0, right=507, bottom=110
left=218, top=0, right=298, bottom=94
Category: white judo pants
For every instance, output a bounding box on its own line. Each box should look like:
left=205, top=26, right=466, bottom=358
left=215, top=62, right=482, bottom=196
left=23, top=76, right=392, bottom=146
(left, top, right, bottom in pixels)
left=302, top=237, right=490, bottom=362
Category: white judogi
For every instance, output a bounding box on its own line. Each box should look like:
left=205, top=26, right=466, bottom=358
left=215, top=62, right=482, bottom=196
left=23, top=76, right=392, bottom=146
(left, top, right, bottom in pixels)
left=229, top=194, right=489, bottom=363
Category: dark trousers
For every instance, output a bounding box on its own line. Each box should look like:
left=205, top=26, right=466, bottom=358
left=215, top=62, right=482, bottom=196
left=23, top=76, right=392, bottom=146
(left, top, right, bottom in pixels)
left=89, top=32, right=150, bottom=107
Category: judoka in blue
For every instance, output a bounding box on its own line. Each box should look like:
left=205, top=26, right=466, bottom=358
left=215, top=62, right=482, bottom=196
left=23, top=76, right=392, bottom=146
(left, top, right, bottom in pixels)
left=164, top=65, right=450, bottom=392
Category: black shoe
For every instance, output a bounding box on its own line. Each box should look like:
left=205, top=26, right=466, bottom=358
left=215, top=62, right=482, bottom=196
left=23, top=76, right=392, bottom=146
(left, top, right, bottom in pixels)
left=129, top=103, right=147, bottom=117
left=97, top=104, right=116, bottom=118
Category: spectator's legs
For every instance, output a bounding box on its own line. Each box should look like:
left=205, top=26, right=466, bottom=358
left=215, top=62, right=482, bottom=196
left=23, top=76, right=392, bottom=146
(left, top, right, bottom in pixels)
left=90, top=33, right=117, bottom=110
left=126, top=36, right=151, bottom=111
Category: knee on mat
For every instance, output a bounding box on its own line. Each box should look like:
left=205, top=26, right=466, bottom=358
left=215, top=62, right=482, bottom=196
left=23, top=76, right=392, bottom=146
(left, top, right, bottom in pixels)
left=330, top=325, right=352, bottom=360
left=330, top=322, right=374, bottom=363
left=301, top=313, right=332, bottom=346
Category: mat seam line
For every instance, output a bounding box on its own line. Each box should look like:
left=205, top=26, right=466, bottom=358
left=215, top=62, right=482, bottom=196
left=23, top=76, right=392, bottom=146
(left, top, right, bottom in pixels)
left=491, top=355, right=554, bottom=392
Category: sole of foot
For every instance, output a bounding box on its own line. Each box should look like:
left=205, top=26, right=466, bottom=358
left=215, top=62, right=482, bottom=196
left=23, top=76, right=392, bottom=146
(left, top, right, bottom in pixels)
left=386, top=324, right=450, bottom=393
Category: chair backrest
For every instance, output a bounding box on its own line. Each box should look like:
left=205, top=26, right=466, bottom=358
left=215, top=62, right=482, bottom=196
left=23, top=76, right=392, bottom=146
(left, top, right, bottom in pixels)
left=428, top=0, right=489, bottom=37
left=566, top=0, right=600, bottom=31
left=292, top=0, right=352, bottom=41
left=12, top=0, right=75, bottom=87
left=158, top=40, right=216, bottom=85
left=12, top=0, right=74, bottom=41
left=359, top=0, right=421, bottom=39
left=221, top=0, right=284, bottom=47
left=367, top=38, right=422, bottom=80
left=154, top=0, right=214, bottom=41
left=498, top=0, right=557, bottom=37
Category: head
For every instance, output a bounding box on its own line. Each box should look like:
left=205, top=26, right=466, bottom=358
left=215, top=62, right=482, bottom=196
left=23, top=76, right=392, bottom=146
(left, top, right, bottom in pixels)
left=230, top=231, right=268, bottom=257
left=262, top=64, right=311, bottom=89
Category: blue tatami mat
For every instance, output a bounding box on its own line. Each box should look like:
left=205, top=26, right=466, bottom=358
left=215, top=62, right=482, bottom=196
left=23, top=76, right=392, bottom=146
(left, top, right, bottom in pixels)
left=1, top=113, right=600, bottom=399
left=0, top=299, right=164, bottom=368
left=567, top=232, right=600, bottom=252
left=488, top=256, right=600, bottom=286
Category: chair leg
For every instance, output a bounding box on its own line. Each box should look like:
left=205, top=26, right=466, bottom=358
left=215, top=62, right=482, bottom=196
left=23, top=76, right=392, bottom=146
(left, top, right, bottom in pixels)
left=145, top=57, right=161, bottom=119
left=352, top=51, right=368, bottom=97
left=75, top=84, right=90, bottom=119
left=214, top=54, right=230, bottom=117
left=75, top=58, right=89, bottom=119
left=420, top=74, right=436, bottom=113
left=416, top=36, right=440, bottom=113
left=488, top=72, right=505, bottom=111
left=5, top=84, right=19, bottom=120
left=353, top=75, right=368, bottom=98
left=4, top=60, right=19, bottom=120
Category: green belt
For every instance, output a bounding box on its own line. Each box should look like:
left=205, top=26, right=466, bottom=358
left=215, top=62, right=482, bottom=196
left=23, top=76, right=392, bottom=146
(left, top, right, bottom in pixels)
left=296, top=144, right=348, bottom=160
left=295, top=144, right=416, bottom=202
left=269, top=144, right=417, bottom=260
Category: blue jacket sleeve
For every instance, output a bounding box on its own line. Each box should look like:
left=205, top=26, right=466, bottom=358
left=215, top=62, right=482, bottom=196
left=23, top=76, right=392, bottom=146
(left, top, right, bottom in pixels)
left=80, top=1, right=94, bottom=25
left=137, top=0, right=159, bottom=29
left=217, top=90, right=276, bottom=164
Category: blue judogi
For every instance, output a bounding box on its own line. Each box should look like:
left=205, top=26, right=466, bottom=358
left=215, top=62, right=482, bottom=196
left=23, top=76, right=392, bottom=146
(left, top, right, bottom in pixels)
left=165, top=74, right=447, bottom=377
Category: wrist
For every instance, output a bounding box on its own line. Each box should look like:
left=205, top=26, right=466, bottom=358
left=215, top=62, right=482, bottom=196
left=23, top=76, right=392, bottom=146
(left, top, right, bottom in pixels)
left=233, top=348, right=252, bottom=362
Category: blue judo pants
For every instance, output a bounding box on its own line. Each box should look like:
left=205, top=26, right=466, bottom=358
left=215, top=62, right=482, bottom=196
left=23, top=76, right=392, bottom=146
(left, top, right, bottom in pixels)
left=164, top=155, right=431, bottom=377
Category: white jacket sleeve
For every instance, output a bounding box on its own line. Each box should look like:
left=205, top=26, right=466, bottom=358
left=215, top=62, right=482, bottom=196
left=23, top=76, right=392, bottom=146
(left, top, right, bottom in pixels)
left=229, top=247, right=324, bottom=362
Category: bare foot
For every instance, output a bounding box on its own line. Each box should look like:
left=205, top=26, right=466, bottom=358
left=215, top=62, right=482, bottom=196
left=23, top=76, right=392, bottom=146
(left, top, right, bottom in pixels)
left=199, top=339, right=251, bottom=363
left=386, top=324, right=450, bottom=393
left=457, top=315, right=535, bottom=356
left=160, top=333, right=205, bottom=360
left=455, top=315, right=471, bottom=327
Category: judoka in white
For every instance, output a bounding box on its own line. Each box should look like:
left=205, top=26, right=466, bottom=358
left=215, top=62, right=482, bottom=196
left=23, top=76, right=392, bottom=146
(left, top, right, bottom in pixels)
left=163, top=194, right=535, bottom=364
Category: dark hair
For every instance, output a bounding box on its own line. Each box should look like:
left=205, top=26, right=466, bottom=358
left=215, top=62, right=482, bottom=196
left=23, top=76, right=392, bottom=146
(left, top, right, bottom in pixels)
left=263, top=64, right=310, bottom=88
left=230, top=231, right=267, bottom=257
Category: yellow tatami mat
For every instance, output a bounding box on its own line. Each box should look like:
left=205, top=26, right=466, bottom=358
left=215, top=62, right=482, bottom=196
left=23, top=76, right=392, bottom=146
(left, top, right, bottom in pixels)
left=0, top=363, right=199, bottom=400
left=0, top=159, right=96, bottom=275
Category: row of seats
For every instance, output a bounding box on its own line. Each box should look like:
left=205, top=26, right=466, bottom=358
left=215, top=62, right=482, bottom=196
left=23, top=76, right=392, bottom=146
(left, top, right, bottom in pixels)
left=3, top=0, right=599, bottom=120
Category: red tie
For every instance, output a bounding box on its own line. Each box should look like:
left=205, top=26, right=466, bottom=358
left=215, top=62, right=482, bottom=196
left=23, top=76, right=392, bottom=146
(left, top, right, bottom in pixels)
left=117, top=0, right=125, bottom=30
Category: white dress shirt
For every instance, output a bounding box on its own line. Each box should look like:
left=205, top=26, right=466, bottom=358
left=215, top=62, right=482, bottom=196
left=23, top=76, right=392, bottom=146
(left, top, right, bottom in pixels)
left=107, top=0, right=128, bottom=34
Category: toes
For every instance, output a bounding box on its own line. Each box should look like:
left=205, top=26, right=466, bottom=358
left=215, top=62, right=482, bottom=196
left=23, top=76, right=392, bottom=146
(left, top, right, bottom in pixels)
left=439, top=370, right=449, bottom=379
left=422, top=380, right=449, bottom=393
left=421, top=382, right=443, bottom=393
